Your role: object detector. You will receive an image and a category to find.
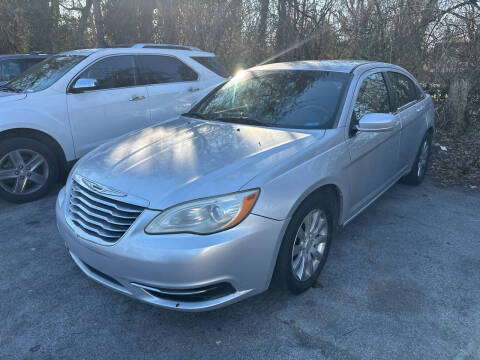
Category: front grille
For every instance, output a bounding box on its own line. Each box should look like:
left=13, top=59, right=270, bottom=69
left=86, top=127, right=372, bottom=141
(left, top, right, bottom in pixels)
left=68, top=180, right=144, bottom=243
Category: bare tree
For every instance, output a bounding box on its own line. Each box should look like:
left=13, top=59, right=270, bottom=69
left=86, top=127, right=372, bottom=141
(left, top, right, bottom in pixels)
left=92, top=0, right=105, bottom=47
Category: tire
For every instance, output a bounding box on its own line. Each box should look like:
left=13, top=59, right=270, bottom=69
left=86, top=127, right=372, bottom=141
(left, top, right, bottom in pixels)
left=272, top=191, right=336, bottom=294
left=0, top=137, right=59, bottom=203
left=400, top=132, right=432, bottom=186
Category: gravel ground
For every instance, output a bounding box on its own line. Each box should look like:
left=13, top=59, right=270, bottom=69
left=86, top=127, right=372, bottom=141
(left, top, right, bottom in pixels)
left=0, top=178, right=479, bottom=360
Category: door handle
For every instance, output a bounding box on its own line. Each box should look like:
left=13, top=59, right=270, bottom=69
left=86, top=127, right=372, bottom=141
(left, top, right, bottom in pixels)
left=188, top=87, right=200, bottom=92
left=416, top=106, right=425, bottom=112
left=129, top=95, right=145, bottom=101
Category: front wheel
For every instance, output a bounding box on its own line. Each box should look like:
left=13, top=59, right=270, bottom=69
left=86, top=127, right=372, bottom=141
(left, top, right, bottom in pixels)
left=272, top=193, right=335, bottom=294
left=0, top=137, right=59, bottom=203
left=400, top=132, right=432, bottom=186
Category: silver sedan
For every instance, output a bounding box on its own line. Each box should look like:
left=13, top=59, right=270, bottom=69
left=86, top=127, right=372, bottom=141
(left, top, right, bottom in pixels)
left=56, top=60, right=434, bottom=311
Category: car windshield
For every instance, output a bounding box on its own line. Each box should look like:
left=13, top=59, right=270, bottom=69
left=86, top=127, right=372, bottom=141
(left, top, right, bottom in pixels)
left=190, top=69, right=350, bottom=129
left=4, top=55, right=86, bottom=93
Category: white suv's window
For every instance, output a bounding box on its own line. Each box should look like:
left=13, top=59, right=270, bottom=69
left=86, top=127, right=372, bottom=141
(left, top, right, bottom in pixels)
left=137, top=55, right=198, bottom=85
left=0, top=61, right=22, bottom=82
left=74, top=55, right=138, bottom=90
left=191, top=56, right=229, bottom=78
left=6, top=55, right=85, bottom=92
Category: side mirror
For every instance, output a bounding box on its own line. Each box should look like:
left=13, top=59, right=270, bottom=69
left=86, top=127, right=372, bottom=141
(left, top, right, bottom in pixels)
left=71, top=78, right=98, bottom=93
left=355, top=113, right=398, bottom=132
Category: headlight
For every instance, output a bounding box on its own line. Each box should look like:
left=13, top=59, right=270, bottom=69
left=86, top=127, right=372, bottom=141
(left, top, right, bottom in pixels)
left=145, top=189, right=260, bottom=235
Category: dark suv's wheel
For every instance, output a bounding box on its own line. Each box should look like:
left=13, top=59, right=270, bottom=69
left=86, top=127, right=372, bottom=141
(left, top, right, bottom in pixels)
left=273, top=191, right=335, bottom=294
left=0, top=137, right=59, bottom=203
left=400, top=132, right=432, bottom=186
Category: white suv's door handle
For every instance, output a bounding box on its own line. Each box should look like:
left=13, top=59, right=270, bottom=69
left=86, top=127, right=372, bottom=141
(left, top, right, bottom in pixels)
left=129, top=95, right=145, bottom=102
left=188, top=87, right=200, bottom=92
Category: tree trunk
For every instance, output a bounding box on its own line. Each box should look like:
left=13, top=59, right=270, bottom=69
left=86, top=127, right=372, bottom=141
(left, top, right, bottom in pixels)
left=276, top=0, right=287, bottom=53
left=138, top=0, right=156, bottom=42
left=162, top=0, right=178, bottom=44
left=446, top=77, right=471, bottom=135
left=256, top=0, right=269, bottom=63
left=92, top=0, right=105, bottom=47
left=77, top=0, right=93, bottom=48
left=50, top=0, right=60, bottom=52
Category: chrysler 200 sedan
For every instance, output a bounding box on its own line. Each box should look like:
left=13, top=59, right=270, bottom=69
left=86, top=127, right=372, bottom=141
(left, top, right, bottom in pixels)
left=56, top=60, right=434, bottom=311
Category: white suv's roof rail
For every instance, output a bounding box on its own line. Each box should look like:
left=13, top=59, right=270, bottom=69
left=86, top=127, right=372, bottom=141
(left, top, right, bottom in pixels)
left=130, top=43, right=202, bottom=51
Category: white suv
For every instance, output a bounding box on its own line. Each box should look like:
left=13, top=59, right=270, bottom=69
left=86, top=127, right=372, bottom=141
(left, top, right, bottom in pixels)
left=0, top=44, right=228, bottom=203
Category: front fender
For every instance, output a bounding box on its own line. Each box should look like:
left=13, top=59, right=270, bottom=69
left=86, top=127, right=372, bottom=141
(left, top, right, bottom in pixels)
left=0, top=92, right=75, bottom=161
left=244, top=128, right=351, bottom=224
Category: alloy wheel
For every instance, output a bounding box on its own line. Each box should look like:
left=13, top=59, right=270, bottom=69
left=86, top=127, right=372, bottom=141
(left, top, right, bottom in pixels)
left=417, top=139, right=429, bottom=178
left=0, top=149, right=49, bottom=195
left=291, top=209, right=329, bottom=281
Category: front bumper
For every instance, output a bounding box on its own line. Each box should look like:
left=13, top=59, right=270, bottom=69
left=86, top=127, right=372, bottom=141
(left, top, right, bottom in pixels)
left=56, top=187, right=286, bottom=311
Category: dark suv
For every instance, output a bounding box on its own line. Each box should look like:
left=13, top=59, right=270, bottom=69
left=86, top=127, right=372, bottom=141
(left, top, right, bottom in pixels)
left=0, top=54, right=50, bottom=85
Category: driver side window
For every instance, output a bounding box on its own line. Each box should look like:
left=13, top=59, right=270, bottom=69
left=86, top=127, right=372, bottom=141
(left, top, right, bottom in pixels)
left=75, top=55, right=138, bottom=91
left=352, top=72, right=390, bottom=124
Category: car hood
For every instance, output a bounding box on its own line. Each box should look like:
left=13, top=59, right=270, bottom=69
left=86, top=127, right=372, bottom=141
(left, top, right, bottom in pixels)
left=0, top=92, right=27, bottom=102
left=75, top=117, right=320, bottom=209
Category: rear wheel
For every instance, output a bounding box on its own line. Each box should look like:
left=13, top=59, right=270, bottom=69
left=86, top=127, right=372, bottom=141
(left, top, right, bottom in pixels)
left=0, top=137, right=59, bottom=203
left=400, top=132, right=432, bottom=185
left=273, top=192, right=335, bottom=294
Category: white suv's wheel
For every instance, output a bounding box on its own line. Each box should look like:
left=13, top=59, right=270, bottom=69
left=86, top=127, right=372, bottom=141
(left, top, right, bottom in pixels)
left=0, top=137, right=59, bottom=203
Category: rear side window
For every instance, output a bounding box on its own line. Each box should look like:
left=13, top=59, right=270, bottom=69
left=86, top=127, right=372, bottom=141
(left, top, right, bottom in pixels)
left=388, top=72, right=418, bottom=110
left=353, top=72, right=390, bottom=121
left=137, top=55, right=198, bottom=85
left=191, top=56, right=229, bottom=78
left=77, top=55, right=138, bottom=90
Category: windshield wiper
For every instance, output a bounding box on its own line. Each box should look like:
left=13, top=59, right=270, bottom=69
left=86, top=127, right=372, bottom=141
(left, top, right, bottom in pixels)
left=0, top=86, right=23, bottom=93
left=182, top=112, right=273, bottom=127
left=213, top=116, right=273, bottom=127
left=182, top=112, right=209, bottom=120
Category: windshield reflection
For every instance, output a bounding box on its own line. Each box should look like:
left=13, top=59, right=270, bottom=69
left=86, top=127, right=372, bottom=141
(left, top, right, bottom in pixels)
left=5, top=55, right=86, bottom=93
left=192, top=70, right=350, bottom=129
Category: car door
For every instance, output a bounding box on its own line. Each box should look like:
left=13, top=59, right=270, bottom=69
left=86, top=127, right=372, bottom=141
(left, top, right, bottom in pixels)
left=345, top=70, right=402, bottom=217
left=136, top=55, right=205, bottom=124
left=67, top=55, right=149, bottom=157
left=387, top=71, right=426, bottom=170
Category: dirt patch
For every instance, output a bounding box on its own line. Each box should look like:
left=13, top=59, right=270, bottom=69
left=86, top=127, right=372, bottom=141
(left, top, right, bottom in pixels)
left=428, top=126, right=480, bottom=191
left=425, top=84, right=480, bottom=191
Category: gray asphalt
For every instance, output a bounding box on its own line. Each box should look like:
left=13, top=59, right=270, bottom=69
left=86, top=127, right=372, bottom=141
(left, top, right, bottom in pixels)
left=1, top=178, right=479, bottom=360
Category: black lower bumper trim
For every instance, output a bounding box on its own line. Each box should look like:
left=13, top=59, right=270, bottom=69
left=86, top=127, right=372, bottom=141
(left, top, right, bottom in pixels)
left=134, top=282, right=236, bottom=302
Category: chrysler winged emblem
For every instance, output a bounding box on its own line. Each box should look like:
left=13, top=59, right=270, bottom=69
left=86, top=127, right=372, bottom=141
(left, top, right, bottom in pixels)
left=75, top=175, right=127, bottom=197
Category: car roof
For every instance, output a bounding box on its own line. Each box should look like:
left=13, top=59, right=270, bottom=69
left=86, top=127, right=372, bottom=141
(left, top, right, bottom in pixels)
left=0, top=54, right=51, bottom=60
left=249, top=60, right=398, bottom=73
left=59, top=44, right=215, bottom=57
